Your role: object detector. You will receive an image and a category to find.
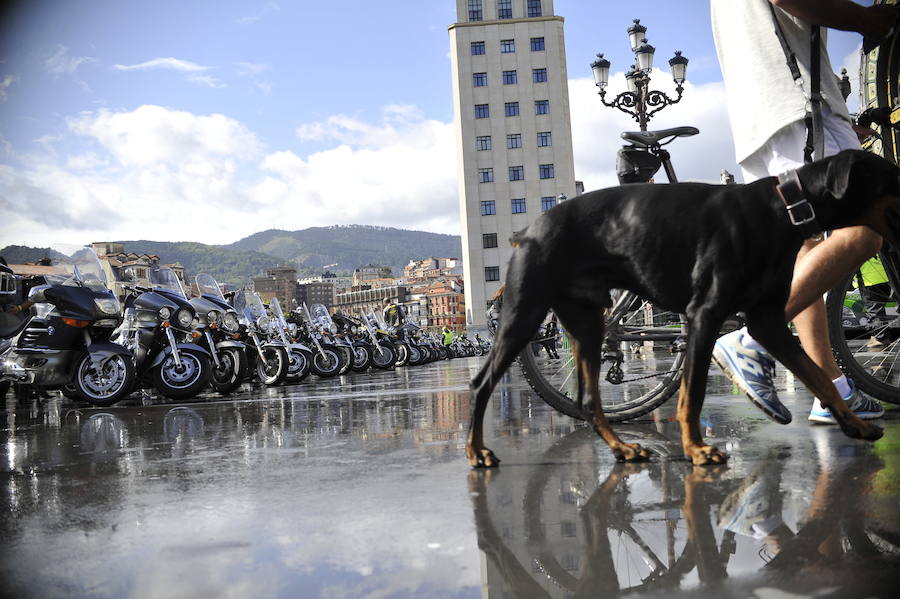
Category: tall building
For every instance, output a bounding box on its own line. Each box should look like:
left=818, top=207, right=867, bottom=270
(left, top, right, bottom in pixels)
left=449, top=0, right=577, bottom=326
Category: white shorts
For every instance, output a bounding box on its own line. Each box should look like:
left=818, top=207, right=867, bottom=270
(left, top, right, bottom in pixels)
left=739, top=107, right=860, bottom=183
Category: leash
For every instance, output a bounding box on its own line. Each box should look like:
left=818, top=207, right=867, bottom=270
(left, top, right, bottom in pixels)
left=768, top=5, right=824, bottom=163
left=775, top=170, right=824, bottom=241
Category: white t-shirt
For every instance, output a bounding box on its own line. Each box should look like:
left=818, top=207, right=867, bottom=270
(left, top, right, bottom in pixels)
left=710, top=0, right=852, bottom=163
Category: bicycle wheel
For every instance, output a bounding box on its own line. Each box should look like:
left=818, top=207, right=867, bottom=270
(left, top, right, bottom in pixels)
left=826, top=269, right=900, bottom=404
left=518, top=292, right=686, bottom=422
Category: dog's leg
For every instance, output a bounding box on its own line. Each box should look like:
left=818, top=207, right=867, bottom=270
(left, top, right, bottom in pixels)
left=678, top=315, right=730, bottom=465
left=746, top=308, right=883, bottom=441
left=467, top=295, right=550, bottom=468
left=556, top=303, right=651, bottom=462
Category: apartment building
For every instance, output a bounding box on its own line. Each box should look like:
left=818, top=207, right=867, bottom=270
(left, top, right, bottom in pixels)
left=449, top=0, right=577, bottom=326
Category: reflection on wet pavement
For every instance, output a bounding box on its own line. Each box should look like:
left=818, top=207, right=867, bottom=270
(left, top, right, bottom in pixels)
left=2, top=357, right=900, bottom=598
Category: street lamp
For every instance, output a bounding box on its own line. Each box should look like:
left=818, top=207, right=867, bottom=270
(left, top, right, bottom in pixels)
left=590, top=19, right=689, bottom=131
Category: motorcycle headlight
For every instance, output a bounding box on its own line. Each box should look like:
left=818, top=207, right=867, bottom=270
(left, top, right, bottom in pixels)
left=288, top=323, right=298, bottom=336
left=94, top=297, right=120, bottom=315
left=159, top=307, right=171, bottom=320
left=223, top=312, right=240, bottom=332
left=207, top=310, right=219, bottom=326
left=176, top=308, right=193, bottom=328
left=256, top=316, right=272, bottom=334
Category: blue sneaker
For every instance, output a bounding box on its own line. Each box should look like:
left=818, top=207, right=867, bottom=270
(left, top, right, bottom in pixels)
left=712, top=329, right=792, bottom=424
left=808, top=380, right=884, bottom=424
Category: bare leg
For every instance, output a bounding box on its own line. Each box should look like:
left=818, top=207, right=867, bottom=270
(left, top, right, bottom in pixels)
left=785, top=226, right=882, bottom=378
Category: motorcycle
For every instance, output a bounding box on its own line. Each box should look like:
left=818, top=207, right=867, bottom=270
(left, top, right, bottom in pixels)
left=361, top=312, right=399, bottom=370
left=1, top=245, right=135, bottom=406
left=231, top=289, right=289, bottom=386
left=295, top=303, right=346, bottom=378
left=193, top=274, right=248, bottom=394
left=332, top=313, right=375, bottom=373
left=268, top=297, right=312, bottom=383
left=117, top=266, right=212, bottom=400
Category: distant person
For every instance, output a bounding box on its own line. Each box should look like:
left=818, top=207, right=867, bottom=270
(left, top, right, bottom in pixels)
left=382, top=298, right=406, bottom=328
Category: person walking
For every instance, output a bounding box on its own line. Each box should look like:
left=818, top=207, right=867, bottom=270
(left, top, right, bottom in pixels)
left=709, top=0, right=894, bottom=424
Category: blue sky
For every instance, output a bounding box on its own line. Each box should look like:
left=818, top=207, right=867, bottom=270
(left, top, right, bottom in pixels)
left=0, top=1, right=867, bottom=247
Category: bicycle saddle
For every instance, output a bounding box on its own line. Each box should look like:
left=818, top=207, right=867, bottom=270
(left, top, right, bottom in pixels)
left=621, top=126, right=699, bottom=147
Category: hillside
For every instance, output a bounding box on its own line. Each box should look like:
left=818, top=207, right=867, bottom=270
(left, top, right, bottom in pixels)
left=2, top=225, right=463, bottom=286
left=226, top=225, right=462, bottom=273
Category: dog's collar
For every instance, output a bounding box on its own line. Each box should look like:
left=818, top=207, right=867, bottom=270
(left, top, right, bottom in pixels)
left=775, top=170, right=824, bottom=241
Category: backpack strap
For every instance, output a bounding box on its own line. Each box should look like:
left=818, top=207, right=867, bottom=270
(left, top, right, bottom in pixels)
left=768, top=4, right=823, bottom=163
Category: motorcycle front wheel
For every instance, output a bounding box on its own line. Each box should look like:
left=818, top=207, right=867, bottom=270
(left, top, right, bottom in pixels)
left=72, top=352, right=136, bottom=406
left=370, top=341, right=397, bottom=369
left=255, top=346, right=289, bottom=386
left=285, top=348, right=312, bottom=383
left=210, top=347, right=248, bottom=394
left=310, top=345, right=344, bottom=378
left=153, top=349, right=211, bottom=400
left=351, top=345, right=372, bottom=372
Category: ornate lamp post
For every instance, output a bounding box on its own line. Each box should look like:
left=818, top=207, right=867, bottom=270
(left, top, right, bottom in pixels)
left=590, top=19, right=689, bottom=131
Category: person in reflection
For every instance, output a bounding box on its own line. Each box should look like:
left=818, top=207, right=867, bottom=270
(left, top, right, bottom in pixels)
left=718, top=450, right=796, bottom=559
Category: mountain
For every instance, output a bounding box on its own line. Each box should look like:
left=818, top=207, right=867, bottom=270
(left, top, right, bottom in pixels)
left=2, top=225, right=463, bottom=285
left=226, top=225, right=462, bottom=273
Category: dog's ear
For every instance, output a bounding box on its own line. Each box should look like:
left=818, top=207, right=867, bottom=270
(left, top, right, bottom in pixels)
left=824, top=150, right=859, bottom=200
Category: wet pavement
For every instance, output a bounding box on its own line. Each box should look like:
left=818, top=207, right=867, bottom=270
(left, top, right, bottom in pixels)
left=2, top=356, right=900, bottom=599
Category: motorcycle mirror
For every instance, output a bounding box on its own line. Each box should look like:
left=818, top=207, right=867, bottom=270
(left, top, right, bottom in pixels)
left=121, top=268, right=135, bottom=282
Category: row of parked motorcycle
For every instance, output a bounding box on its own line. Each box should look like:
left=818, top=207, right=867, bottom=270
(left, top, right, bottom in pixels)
left=0, top=246, right=492, bottom=407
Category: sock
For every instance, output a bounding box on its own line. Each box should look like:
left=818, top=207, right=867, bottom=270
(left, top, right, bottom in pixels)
left=832, top=375, right=852, bottom=400
left=739, top=328, right=767, bottom=354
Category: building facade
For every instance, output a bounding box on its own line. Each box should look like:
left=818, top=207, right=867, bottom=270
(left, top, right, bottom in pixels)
left=424, top=277, right=466, bottom=330
left=333, top=285, right=409, bottom=319
left=253, top=265, right=298, bottom=309
left=449, top=0, right=577, bottom=326
left=296, top=281, right=335, bottom=310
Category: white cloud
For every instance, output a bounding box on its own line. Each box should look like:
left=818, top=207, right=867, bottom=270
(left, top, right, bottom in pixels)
left=113, top=58, right=225, bottom=88
left=44, top=45, right=96, bottom=78
left=112, top=57, right=209, bottom=72
left=0, top=77, right=739, bottom=250
left=0, top=74, right=15, bottom=100
left=234, top=62, right=272, bottom=96
left=0, top=104, right=458, bottom=247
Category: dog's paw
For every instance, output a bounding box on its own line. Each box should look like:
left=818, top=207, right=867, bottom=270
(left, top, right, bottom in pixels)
left=685, top=444, right=729, bottom=466
left=467, top=446, right=501, bottom=468
left=613, top=442, right=652, bottom=462
left=841, top=418, right=884, bottom=442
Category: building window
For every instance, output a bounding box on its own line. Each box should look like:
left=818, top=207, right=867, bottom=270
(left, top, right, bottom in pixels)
left=479, top=167, right=494, bottom=183
left=537, top=131, right=552, bottom=147
left=483, top=233, right=498, bottom=248
left=485, top=266, right=500, bottom=281
left=504, top=102, right=519, bottom=117
left=468, top=0, right=483, bottom=21
left=471, top=41, right=485, bottom=55
left=480, top=200, right=496, bottom=215
left=497, top=0, right=512, bottom=19
left=502, top=70, right=517, bottom=85
left=511, top=198, right=527, bottom=213
left=473, top=72, right=487, bottom=87
left=539, top=163, right=555, bottom=179
left=500, top=39, right=515, bottom=53
left=507, top=133, right=522, bottom=149
left=509, top=166, right=524, bottom=181
left=476, top=135, right=492, bottom=151
left=475, top=103, right=490, bottom=118
left=535, top=99, right=549, bottom=115
left=541, top=196, right=557, bottom=211
left=527, top=0, right=542, bottom=18
left=533, top=68, right=547, bottom=83
left=531, top=37, right=545, bottom=51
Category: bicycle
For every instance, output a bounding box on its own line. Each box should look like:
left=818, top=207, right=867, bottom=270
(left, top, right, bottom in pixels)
left=511, top=121, right=900, bottom=422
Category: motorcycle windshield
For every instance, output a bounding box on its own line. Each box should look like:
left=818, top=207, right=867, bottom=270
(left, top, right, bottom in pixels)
left=311, top=303, right=337, bottom=333
left=233, top=290, right=266, bottom=322
left=270, top=297, right=287, bottom=326
left=195, top=273, right=224, bottom=300
left=150, top=267, right=186, bottom=299
left=45, top=245, right=109, bottom=292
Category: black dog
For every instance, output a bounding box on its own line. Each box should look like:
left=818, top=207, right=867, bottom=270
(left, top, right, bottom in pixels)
left=468, top=149, right=900, bottom=467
